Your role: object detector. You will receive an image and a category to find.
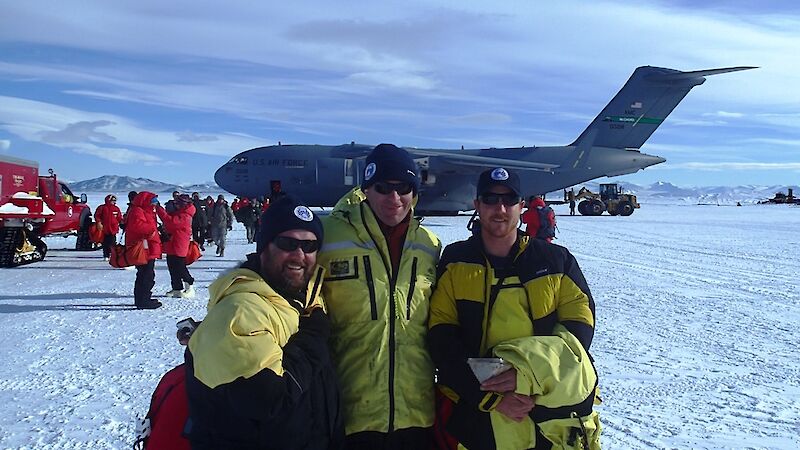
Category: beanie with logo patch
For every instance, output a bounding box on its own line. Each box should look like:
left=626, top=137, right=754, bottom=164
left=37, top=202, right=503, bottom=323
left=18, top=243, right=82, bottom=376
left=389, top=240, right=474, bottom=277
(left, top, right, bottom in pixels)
left=257, top=195, right=323, bottom=253
left=360, top=143, right=421, bottom=194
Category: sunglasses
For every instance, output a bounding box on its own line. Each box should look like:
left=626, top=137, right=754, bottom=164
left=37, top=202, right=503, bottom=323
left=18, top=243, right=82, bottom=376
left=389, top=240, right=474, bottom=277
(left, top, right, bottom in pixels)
left=373, top=181, right=414, bottom=196
left=479, top=193, right=521, bottom=206
left=273, top=236, right=320, bottom=253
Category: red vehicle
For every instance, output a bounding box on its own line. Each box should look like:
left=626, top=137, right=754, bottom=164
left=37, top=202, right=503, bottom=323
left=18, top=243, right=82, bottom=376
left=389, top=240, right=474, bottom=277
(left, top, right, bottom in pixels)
left=0, top=155, right=94, bottom=267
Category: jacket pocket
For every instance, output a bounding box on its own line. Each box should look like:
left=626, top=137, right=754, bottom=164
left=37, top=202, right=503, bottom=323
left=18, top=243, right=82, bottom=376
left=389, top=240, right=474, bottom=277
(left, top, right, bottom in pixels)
left=538, top=411, right=602, bottom=450
left=363, top=255, right=378, bottom=320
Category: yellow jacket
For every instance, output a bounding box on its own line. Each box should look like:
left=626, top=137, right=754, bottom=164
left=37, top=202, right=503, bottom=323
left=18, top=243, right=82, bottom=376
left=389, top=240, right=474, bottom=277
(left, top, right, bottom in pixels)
left=189, top=264, right=325, bottom=388
left=491, top=324, right=601, bottom=450
left=318, top=189, right=441, bottom=434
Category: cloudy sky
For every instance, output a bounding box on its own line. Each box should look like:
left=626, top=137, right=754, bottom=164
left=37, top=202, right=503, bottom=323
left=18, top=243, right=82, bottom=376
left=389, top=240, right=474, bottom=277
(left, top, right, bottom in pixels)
left=2, top=0, right=799, bottom=187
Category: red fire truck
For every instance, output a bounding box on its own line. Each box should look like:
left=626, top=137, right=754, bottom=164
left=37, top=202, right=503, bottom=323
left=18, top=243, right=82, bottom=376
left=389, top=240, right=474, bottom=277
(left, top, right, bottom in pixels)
left=0, top=155, right=94, bottom=267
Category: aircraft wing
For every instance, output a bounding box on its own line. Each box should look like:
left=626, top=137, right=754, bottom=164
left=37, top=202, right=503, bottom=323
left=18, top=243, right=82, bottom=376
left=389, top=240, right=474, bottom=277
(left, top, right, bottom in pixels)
left=407, top=148, right=559, bottom=172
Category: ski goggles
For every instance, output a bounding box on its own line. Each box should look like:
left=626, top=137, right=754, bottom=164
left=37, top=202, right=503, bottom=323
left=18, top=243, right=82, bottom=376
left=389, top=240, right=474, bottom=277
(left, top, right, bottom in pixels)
left=273, top=236, right=320, bottom=253
left=479, top=193, right=521, bottom=206
left=373, top=181, right=414, bottom=196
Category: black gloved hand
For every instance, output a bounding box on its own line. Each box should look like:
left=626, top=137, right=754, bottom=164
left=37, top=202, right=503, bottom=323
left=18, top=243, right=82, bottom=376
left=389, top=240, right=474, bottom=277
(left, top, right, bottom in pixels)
left=298, top=307, right=331, bottom=339
left=228, top=225, right=233, bottom=231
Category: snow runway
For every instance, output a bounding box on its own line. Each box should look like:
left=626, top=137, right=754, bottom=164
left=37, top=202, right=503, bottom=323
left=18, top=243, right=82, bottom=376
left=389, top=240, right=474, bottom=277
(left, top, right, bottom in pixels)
left=1, top=201, right=798, bottom=449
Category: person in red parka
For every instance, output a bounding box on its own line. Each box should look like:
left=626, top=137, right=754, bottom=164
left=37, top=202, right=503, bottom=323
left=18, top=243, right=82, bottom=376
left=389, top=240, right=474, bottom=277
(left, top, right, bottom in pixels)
left=521, top=196, right=556, bottom=243
left=134, top=321, right=197, bottom=450
left=94, top=194, right=122, bottom=260
left=125, top=191, right=163, bottom=310
left=156, top=194, right=196, bottom=299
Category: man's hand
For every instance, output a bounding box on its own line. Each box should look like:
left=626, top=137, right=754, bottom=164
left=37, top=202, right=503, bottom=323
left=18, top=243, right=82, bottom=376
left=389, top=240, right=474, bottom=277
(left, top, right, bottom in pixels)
left=480, top=367, right=517, bottom=392
left=494, top=393, right=535, bottom=422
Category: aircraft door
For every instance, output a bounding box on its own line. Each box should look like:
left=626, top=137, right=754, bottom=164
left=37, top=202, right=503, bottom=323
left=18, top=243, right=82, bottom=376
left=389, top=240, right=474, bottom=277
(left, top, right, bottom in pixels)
left=269, top=180, right=282, bottom=199
left=344, top=159, right=355, bottom=186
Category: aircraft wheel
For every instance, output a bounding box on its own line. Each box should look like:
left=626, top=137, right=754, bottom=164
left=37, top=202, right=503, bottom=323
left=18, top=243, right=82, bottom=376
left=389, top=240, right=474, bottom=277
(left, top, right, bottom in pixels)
left=618, top=202, right=635, bottom=216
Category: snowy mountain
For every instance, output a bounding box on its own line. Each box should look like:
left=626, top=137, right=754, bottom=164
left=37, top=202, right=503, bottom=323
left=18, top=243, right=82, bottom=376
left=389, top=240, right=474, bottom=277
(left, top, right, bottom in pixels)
left=70, top=175, right=220, bottom=193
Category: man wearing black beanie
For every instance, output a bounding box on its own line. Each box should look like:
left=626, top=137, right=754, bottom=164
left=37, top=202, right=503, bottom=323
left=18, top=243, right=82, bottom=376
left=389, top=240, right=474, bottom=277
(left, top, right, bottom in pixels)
left=317, top=143, right=441, bottom=449
left=184, top=195, right=344, bottom=450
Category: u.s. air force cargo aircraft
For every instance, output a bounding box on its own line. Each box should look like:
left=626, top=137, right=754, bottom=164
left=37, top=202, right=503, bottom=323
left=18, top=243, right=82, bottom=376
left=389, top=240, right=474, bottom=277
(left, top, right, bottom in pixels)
left=215, top=65, right=755, bottom=214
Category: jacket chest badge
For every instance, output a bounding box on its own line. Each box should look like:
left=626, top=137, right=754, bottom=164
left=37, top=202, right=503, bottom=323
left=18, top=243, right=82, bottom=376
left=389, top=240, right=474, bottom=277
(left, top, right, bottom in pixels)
left=326, top=256, right=359, bottom=280
left=330, top=260, right=351, bottom=277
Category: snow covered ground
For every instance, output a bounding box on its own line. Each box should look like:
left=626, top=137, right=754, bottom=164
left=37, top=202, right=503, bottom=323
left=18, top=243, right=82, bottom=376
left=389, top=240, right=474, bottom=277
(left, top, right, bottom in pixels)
left=1, top=195, right=798, bottom=449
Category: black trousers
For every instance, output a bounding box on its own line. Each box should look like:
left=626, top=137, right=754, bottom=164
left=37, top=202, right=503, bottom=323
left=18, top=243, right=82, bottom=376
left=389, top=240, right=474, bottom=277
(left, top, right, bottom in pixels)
left=134, top=260, right=156, bottom=306
left=166, top=255, right=194, bottom=290
left=192, top=226, right=204, bottom=247
left=345, top=427, right=431, bottom=450
left=101, top=234, right=116, bottom=258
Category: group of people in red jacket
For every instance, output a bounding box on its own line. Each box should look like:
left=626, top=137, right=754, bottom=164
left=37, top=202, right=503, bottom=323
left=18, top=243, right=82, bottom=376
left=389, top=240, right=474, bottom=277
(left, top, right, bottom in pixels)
left=94, top=191, right=199, bottom=310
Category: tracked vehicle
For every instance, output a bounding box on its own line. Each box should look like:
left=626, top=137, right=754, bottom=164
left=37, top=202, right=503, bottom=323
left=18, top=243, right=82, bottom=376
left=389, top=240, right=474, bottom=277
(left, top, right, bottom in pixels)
left=0, top=155, right=93, bottom=267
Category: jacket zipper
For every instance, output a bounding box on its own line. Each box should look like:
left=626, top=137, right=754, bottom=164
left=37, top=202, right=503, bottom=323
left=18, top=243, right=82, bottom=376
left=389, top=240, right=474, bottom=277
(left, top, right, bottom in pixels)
left=360, top=202, right=399, bottom=432
left=406, top=257, right=418, bottom=320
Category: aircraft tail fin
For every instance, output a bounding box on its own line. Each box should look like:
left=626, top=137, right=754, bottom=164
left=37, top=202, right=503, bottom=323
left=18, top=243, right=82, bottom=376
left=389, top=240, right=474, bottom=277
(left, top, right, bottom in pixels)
left=569, top=65, right=756, bottom=150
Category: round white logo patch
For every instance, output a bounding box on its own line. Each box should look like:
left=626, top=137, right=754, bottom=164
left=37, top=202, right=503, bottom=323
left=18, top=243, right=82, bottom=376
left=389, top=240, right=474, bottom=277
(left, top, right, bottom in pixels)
left=491, top=168, right=509, bottom=181
left=294, top=206, right=314, bottom=222
left=364, top=162, right=377, bottom=181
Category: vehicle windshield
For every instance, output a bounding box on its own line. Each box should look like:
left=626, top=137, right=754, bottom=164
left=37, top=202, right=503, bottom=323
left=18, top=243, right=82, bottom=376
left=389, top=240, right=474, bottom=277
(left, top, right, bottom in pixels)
left=59, top=183, right=76, bottom=202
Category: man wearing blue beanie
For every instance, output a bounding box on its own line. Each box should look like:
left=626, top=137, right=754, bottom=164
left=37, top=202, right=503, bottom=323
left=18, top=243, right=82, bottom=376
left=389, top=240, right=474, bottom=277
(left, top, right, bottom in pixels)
left=185, top=195, right=344, bottom=449
left=318, top=143, right=441, bottom=449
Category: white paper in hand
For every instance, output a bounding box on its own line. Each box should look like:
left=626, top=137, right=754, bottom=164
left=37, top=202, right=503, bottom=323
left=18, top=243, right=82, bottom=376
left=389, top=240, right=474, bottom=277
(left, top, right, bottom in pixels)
left=467, top=357, right=512, bottom=383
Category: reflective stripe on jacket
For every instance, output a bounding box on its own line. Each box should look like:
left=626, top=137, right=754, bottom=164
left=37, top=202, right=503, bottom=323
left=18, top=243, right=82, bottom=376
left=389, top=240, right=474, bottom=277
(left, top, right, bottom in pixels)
left=318, top=189, right=441, bottom=435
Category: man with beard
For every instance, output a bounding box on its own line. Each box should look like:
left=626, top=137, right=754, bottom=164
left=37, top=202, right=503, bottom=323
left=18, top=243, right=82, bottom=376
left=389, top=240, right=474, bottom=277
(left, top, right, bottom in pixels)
left=184, top=195, right=344, bottom=450
left=428, top=168, right=601, bottom=450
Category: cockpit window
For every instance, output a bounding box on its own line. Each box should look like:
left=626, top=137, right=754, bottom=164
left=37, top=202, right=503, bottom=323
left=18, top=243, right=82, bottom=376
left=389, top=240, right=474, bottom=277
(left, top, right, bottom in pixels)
left=229, top=156, right=248, bottom=164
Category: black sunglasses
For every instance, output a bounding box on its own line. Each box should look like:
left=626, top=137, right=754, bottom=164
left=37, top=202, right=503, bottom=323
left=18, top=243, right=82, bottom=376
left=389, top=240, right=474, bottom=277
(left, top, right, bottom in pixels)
left=373, top=181, right=414, bottom=196
left=479, top=193, right=521, bottom=206
left=273, top=236, right=320, bottom=253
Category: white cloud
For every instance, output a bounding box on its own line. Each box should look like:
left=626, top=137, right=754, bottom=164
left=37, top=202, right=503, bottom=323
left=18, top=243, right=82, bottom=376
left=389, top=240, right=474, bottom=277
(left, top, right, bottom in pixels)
left=448, top=113, right=512, bottom=126
left=667, top=162, right=800, bottom=171
left=72, top=147, right=162, bottom=165
left=41, top=120, right=117, bottom=144
left=703, top=111, right=745, bottom=118
left=0, top=140, right=9, bottom=151
left=0, top=96, right=266, bottom=156
left=176, top=131, right=218, bottom=143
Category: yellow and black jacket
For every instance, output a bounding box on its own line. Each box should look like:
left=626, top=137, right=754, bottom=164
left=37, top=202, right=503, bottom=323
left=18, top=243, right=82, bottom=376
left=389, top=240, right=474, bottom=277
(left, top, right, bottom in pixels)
left=318, top=190, right=441, bottom=435
left=185, top=255, right=344, bottom=450
left=429, top=234, right=597, bottom=450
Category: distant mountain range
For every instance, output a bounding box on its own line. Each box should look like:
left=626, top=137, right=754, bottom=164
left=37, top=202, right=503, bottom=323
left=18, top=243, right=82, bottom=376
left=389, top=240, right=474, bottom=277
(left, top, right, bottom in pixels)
left=69, top=175, right=220, bottom=194
left=70, top=175, right=797, bottom=205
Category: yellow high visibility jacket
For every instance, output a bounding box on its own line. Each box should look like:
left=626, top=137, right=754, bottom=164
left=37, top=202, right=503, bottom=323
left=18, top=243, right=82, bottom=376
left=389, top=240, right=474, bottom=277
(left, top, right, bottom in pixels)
left=318, top=190, right=441, bottom=435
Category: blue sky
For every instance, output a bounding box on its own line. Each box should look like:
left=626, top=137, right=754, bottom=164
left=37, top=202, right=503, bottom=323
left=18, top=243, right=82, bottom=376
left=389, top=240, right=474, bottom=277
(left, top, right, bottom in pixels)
left=1, top=0, right=799, bottom=187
